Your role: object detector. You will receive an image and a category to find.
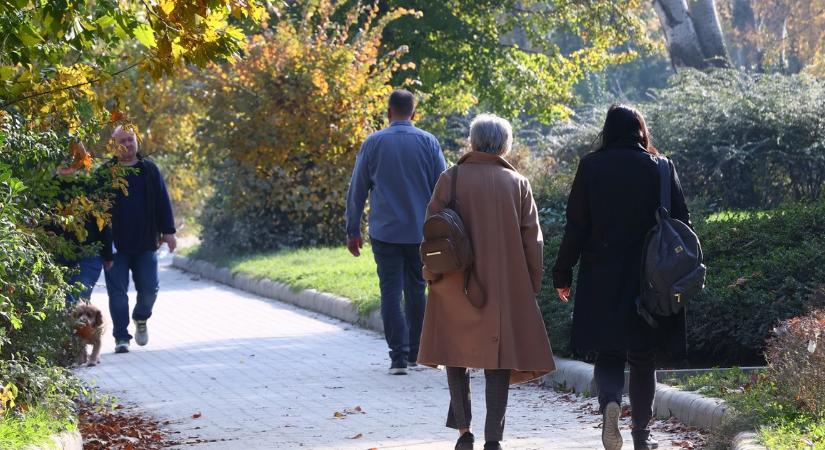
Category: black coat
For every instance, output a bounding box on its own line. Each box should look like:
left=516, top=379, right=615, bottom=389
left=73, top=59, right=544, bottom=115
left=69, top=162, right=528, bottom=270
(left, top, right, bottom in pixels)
left=552, top=146, right=691, bottom=355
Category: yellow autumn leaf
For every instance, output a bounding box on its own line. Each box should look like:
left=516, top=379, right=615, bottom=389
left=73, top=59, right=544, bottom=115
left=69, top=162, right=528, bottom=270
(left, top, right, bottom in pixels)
left=159, top=0, right=175, bottom=15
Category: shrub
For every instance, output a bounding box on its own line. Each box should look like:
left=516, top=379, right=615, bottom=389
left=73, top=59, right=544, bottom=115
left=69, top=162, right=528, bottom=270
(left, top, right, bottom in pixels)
left=532, top=170, right=577, bottom=356
left=534, top=169, right=825, bottom=365
left=537, top=70, right=825, bottom=211
left=0, top=120, right=73, bottom=359
left=0, top=114, right=122, bottom=363
left=0, top=359, right=85, bottom=424
left=765, top=310, right=825, bottom=418
left=198, top=2, right=414, bottom=253
left=687, top=201, right=825, bottom=365
left=646, top=69, right=825, bottom=209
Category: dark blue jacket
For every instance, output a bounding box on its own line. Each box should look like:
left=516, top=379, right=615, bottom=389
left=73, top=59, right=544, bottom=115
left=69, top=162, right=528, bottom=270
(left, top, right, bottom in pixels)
left=101, top=154, right=176, bottom=256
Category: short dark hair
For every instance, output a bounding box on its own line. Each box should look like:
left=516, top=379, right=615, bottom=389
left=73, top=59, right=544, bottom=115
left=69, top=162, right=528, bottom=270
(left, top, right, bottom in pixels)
left=388, top=89, right=416, bottom=117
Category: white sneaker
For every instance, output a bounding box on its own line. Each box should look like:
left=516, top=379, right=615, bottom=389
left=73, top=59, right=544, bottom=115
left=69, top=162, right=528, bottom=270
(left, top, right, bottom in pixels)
left=602, top=402, right=623, bottom=450
left=114, top=340, right=130, bottom=353
left=134, top=320, right=149, bottom=346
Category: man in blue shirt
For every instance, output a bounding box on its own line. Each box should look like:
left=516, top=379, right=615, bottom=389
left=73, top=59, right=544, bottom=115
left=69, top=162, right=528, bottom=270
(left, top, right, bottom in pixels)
left=346, top=90, right=447, bottom=375
left=103, top=125, right=177, bottom=354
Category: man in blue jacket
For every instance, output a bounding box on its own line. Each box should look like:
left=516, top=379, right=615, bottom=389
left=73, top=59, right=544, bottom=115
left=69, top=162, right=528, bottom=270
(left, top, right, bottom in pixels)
left=104, top=125, right=177, bottom=354
left=345, top=90, right=447, bottom=375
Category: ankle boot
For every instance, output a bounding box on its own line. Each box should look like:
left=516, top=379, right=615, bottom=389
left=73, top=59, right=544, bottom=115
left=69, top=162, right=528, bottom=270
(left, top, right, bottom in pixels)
left=455, top=431, right=475, bottom=450
left=631, top=429, right=658, bottom=450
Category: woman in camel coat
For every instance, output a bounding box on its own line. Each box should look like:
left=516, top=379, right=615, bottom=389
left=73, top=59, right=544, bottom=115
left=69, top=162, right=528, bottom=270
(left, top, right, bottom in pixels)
left=417, top=114, right=555, bottom=450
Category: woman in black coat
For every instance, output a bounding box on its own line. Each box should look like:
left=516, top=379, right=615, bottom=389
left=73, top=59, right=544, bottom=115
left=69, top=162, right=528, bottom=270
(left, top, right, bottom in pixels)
left=552, top=105, right=692, bottom=450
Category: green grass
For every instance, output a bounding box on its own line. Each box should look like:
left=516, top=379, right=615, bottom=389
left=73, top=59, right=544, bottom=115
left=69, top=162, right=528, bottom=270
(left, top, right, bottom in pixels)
left=668, top=369, right=825, bottom=449
left=189, top=245, right=381, bottom=313
left=0, top=406, right=75, bottom=450
left=705, top=210, right=770, bottom=223
left=662, top=367, right=763, bottom=400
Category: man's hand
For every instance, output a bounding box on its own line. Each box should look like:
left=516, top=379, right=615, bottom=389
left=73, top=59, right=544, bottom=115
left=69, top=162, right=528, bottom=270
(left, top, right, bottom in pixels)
left=557, top=287, right=571, bottom=303
left=104, top=260, right=114, bottom=271
left=347, top=236, right=363, bottom=257
left=160, top=234, right=177, bottom=253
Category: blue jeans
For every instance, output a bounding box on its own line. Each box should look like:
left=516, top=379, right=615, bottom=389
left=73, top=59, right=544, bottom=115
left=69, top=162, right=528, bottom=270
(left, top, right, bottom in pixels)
left=104, top=251, right=159, bottom=342
left=65, top=256, right=103, bottom=305
left=371, top=239, right=427, bottom=364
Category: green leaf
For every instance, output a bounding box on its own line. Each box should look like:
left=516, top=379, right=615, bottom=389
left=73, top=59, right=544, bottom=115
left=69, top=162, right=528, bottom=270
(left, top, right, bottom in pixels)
left=133, top=23, right=156, bottom=48
left=0, top=65, right=14, bottom=81
left=18, top=23, right=43, bottom=47
left=95, top=14, right=116, bottom=29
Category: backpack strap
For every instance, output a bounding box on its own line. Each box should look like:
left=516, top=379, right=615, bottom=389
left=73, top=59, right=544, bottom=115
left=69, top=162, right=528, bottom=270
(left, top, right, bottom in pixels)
left=448, top=164, right=473, bottom=297
left=657, top=157, right=672, bottom=214
left=449, top=165, right=459, bottom=210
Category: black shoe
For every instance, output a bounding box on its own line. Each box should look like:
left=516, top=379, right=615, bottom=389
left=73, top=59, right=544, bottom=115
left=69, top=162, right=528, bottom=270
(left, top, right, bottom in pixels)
left=632, top=430, right=658, bottom=450
left=484, top=441, right=502, bottom=450
left=388, top=360, right=408, bottom=375
left=455, top=431, right=474, bottom=450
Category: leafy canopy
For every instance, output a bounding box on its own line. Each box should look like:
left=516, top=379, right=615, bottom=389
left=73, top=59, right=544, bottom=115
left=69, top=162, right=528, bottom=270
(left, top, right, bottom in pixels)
left=377, top=0, right=652, bottom=121
left=0, top=0, right=267, bottom=130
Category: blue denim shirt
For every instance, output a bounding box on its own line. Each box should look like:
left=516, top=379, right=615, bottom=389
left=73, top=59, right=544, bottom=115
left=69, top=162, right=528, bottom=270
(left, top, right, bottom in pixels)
left=346, top=121, right=446, bottom=244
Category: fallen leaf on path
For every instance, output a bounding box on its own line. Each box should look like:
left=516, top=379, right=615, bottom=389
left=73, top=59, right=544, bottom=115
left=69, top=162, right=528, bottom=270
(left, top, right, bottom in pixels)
left=192, top=412, right=202, bottom=419
left=348, top=433, right=363, bottom=439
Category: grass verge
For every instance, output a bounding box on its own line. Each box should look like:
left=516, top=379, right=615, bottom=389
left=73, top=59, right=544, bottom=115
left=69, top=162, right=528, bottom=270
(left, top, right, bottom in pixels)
left=186, top=245, right=381, bottom=314
left=666, top=369, right=825, bottom=449
left=0, top=405, right=75, bottom=450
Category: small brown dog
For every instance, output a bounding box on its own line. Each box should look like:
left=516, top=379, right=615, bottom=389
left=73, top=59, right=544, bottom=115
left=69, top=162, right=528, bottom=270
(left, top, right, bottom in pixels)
left=71, top=302, right=105, bottom=366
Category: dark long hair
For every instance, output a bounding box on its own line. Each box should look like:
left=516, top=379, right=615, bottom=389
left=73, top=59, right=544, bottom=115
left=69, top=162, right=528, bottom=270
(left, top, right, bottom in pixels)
left=594, top=104, right=658, bottom=155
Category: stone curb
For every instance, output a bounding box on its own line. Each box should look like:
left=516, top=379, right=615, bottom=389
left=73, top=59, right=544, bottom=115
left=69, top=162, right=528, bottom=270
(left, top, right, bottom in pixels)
left=540, top=359, right=728, bottom=431
left=537, top=351, right=767, bottom=449
left=24, top=430, right=83, bottom=450
left=732, top=432, right=764, bottom=450
left=172, top=254, right=766, bottom=449
left=172, top=255, right=384, bottom=333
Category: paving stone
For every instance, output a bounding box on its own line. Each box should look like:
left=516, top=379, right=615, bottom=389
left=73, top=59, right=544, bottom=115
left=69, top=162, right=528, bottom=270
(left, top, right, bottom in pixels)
left=77, top=258, right=694, bottom=449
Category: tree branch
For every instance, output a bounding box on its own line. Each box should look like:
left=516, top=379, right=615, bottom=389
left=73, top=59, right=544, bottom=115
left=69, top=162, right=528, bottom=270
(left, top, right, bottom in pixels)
left=1, top=60, right=144, bottom=109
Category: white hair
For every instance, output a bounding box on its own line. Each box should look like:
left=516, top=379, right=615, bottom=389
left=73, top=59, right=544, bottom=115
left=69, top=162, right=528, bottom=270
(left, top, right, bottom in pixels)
left=469, top=114, right=513, bottom=156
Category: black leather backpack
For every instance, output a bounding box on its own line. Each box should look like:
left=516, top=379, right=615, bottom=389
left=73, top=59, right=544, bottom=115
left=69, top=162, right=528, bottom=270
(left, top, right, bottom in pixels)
left=637, top=157, right=706, bottom=327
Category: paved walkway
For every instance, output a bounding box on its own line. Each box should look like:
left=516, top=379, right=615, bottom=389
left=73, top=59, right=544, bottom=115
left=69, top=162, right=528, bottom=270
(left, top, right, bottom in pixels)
left=76, top=258, right=699, bottom=449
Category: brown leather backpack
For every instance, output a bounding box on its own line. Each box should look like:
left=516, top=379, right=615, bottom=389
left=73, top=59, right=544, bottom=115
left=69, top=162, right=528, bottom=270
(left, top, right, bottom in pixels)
left=420, top=165, right=474, bottom=294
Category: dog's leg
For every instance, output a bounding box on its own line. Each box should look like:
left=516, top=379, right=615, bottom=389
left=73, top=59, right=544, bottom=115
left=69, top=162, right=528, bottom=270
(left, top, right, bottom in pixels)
left=79, top=346, right=88, bottom=365
left=73, top=336, right=86, bottom=366
left=88, top=339, right=101, bottom=366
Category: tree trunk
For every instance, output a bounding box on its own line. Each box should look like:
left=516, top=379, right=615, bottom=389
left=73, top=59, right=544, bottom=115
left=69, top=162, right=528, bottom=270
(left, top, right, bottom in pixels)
left=688, top=0, right=730, bottom=67
left=653, top=0, right=708, bottom=69
left=730, top=0, right=763, bottom=70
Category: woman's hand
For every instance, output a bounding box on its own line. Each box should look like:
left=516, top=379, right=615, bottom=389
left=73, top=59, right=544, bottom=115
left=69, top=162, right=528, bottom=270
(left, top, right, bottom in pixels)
left=556, top=287, right=571, bottom=303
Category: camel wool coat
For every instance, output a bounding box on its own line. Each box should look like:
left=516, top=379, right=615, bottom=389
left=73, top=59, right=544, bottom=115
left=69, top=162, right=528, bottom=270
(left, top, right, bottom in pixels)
left=416, top=151, right=555, bottom=384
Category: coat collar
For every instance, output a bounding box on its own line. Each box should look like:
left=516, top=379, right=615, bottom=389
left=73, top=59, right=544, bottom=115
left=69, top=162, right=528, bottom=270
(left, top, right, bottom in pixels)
left=457, top=151, right=516, bottom=171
